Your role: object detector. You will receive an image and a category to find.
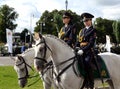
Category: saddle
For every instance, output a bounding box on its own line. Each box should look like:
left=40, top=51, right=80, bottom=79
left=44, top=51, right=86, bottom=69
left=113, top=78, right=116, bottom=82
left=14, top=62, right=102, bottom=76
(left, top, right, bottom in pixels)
left=77, top=55, right=110, bottom=79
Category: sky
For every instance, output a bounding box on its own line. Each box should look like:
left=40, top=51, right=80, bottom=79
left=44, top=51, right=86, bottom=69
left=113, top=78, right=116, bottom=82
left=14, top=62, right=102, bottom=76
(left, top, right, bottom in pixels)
left=0, top=0, right=120, bottom=32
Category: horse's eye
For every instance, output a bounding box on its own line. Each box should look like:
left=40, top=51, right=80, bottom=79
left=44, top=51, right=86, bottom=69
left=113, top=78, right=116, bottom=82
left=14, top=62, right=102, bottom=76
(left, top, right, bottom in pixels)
left=39, top=47, right=44, bottom=52
left=20, top=68, right=25, bottom=72
left=39, top=48, right=42, bottom=52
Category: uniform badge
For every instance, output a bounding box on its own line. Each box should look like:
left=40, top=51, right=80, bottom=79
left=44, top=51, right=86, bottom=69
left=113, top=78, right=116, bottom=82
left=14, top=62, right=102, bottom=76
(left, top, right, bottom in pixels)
left=79, top=36, right=83, bottom=42
left=101, top=70, right=106, bottom=77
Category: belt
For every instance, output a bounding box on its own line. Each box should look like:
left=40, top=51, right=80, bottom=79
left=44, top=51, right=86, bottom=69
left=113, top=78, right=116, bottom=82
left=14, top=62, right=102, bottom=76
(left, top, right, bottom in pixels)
left=64, top=38, right=69, bottom=40
left=80, top=42, right=88, bottom=46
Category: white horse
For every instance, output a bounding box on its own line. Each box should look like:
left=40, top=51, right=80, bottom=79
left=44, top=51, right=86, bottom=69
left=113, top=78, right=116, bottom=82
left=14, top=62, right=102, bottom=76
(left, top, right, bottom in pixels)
left=13, top=47, right=58, bottom=89
left=34, top=34, right=120, bottom=89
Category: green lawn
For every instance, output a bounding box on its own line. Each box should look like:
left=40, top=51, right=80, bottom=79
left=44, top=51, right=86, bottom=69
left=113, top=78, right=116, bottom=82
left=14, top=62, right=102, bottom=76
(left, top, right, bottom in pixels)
left=0, top=66, right=109, bottom=89
left=0, top=66, right=43, bottom=89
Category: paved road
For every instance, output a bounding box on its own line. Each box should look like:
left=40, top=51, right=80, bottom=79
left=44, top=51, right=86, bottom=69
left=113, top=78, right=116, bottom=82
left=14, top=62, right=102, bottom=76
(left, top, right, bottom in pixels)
left=0, top=48, right=35, bottom=66
left=0, top=56, right=15, bottom=66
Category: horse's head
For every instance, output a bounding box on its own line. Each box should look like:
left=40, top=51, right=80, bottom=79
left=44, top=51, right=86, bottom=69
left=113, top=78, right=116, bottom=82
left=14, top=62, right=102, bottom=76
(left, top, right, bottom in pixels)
left=34, top=33, right=52, bottom=71
left=14, top=55, right=28, bottom=88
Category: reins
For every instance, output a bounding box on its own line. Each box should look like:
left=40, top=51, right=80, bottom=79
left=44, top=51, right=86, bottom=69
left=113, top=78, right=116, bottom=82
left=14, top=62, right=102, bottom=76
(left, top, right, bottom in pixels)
left=16, top=56, right=34, bottom=80
left=35, top=36, right=79, bottom=82
left=15, top=56, right=41, bottom=87
left=34, top=37, right=52, bottom=63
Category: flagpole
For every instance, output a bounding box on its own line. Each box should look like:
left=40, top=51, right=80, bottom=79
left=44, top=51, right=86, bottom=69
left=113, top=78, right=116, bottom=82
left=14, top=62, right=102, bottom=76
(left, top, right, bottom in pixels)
left=65, top=0, right=68, bottom=11
left=30, top=14, right=34, bottom=43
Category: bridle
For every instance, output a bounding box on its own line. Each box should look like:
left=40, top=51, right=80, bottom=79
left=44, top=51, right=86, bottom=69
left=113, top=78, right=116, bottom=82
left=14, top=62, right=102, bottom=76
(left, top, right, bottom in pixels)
left=34, top=36, right=52, bottom=65
left=34, top=36, right=56, bottom=78
left=34, top=36, right=78, bottom=82
left=15, top=56, right=34, bottom=80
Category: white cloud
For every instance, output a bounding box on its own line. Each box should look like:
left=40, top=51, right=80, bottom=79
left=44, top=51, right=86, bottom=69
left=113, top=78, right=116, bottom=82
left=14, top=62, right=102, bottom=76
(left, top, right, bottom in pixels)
left=93, top=0, right=120, bottom=6
left=102, top=5, right=120, bottom=19
left=0, top=0, right=120, bottom=32
left=1, top=0, right=64, bottom=32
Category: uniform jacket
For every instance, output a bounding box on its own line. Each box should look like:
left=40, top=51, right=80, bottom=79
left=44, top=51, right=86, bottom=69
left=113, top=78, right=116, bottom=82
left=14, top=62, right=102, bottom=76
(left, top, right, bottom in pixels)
left=59, top=24, right=77, bottom=47
left=78, top=26, right=96, bottom=54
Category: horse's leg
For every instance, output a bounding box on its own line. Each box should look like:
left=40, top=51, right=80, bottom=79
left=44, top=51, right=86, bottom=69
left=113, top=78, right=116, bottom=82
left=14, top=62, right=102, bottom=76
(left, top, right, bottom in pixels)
left=52, top=82, right=59, bottom=89
left=43, top=81, right=52, bottom=89
left=39, top=72, right=52, bottom=89
left=43, top=76, right=61, bottom=89
left=42, top=76, right=52, bottom=89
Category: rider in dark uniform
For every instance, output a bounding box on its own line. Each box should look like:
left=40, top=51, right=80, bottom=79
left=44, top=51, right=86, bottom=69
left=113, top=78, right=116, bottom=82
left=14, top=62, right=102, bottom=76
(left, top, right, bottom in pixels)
left=77, top=13, right=96, bottom=89
left=59, top=12, right=77, bottom=48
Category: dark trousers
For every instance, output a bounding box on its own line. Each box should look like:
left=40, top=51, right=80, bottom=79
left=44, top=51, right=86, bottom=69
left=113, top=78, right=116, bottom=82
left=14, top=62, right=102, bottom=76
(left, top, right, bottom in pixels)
left=83, top=54, right=94, bottom=89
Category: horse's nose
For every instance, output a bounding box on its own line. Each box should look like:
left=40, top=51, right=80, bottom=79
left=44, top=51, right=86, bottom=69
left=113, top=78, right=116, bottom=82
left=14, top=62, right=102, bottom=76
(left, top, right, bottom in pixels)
left=19, top=78, right=27, bottom=88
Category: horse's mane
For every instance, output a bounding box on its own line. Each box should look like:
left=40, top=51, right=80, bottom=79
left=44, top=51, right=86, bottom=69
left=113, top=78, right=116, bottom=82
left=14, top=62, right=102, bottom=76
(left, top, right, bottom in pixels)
left=23, top=48, right=34, bottom=54
left=17, top=48, right=34, bottom=57
left=43, top=34, right=73, bottom=51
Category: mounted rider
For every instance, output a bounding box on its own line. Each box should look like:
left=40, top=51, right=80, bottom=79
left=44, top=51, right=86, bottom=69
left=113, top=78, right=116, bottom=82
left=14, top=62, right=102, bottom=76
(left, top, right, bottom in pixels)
left=76, top=12, right=96, bottom=89
left=59, top=12, right=77, bottom=48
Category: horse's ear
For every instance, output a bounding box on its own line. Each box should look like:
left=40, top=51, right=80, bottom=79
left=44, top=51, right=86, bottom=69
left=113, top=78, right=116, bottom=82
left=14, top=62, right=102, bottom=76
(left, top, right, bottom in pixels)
left=17, top=54, right=22, bottom=61
left=33, top=32, right=42, bottom=41
left=39, top=33, right=42, bottom=38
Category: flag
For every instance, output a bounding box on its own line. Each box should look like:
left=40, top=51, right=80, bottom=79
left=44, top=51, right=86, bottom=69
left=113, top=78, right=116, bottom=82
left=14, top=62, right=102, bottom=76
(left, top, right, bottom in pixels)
left=6, top=29, right=13, bottom=53
left=105, top=35, right=112, bottom=52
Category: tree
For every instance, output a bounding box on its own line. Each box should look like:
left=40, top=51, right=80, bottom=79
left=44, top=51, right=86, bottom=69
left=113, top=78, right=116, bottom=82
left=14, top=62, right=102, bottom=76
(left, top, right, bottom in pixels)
left=0, top=4, right=18, bottom=42
left=20, top=28, right=28, bottom=42
left=95, top=17, right=115, bottom=43
left=112, top=20, right=120, bottom=44
left=34, top=9, right=83, bottom=36
left=53, top=10, right=63, bottom=36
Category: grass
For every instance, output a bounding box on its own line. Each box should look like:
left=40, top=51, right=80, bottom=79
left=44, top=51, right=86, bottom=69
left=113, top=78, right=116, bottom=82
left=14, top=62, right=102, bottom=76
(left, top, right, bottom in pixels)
left=0, top=66, right=109, bottom=89
left=0, top=66, right=44, bottom=89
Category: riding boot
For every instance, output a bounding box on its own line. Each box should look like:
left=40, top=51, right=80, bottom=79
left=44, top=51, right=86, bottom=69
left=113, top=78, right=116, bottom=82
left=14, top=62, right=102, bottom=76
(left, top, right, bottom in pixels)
left=87, top=67, right=94, bottom=89
left=83, top=54, right=94, bottom=89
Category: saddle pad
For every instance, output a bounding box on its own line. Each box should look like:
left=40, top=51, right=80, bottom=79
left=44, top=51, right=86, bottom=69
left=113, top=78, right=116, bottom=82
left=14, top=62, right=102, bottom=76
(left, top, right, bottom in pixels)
left=77, top=55, right=110, bottom=79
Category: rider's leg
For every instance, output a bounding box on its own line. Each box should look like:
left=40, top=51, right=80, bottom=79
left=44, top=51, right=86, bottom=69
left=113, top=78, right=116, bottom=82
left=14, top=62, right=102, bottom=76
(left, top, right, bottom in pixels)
left=84, top=55, right=94, bottom=89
